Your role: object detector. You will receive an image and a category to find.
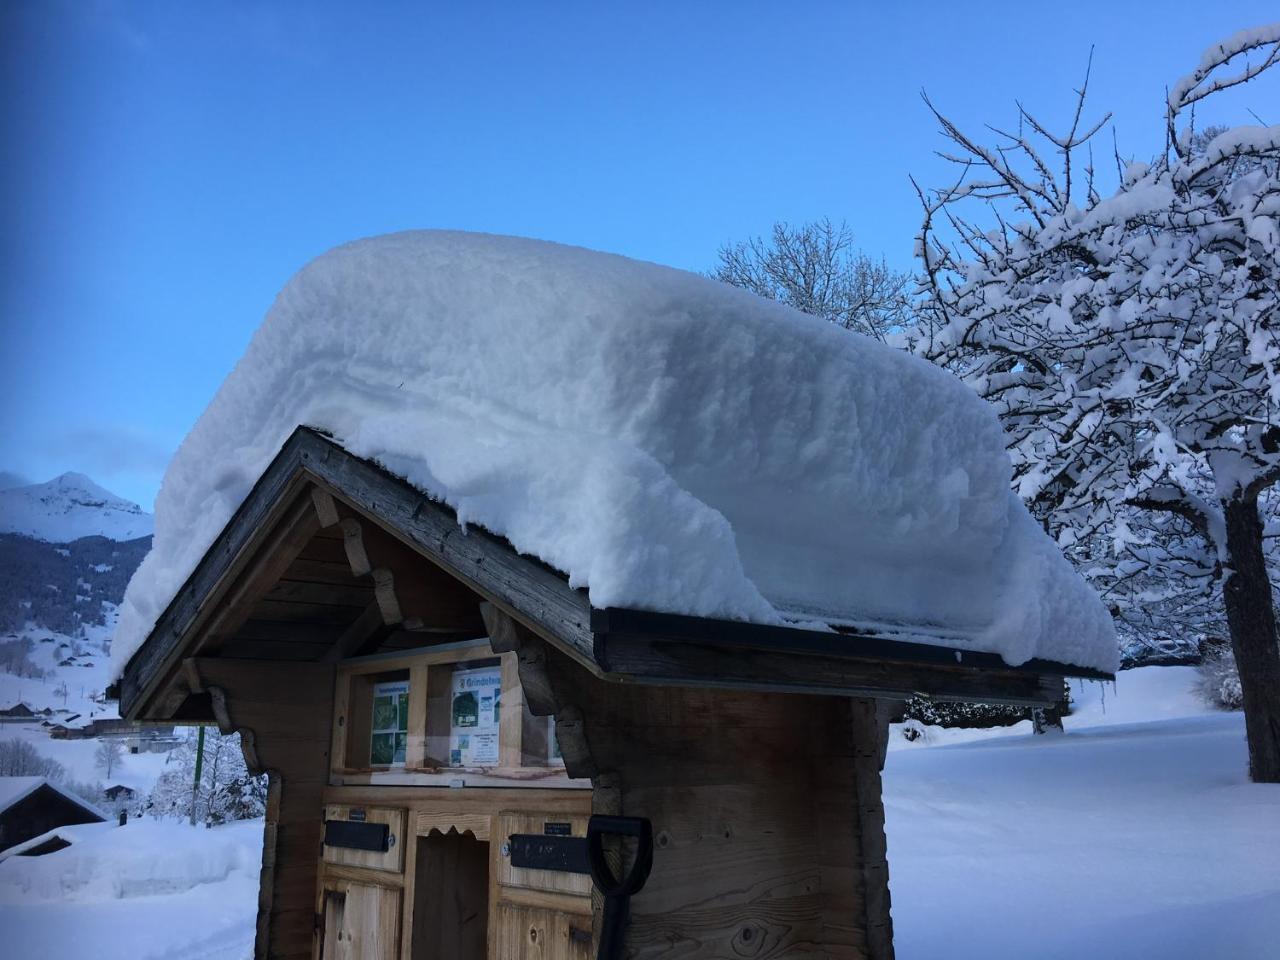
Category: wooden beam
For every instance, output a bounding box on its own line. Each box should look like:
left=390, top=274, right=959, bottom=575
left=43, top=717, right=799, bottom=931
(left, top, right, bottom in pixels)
left=597, top=635, right=1066, bottom=707
left=848, top=698, right=894, bottom=960
left=480, top=602, right=559, bottom=716
left=119, top=430, right=595, bottom=719
left=322, top=602, right=389, bottom=663
left=593, top=606, right=1112, bottom=682
left=181, top=658, right=335, bottom=960
left=310, top=487, right=341, bottom=529
left=499, top=651, right=524, bottom=769
left=119, top=477, right=322, bottom=717
left=202, top=496, right=323, bottom=648
left=339, top=516, right=485, bottom=634
left=297, top=431, right=593, bottom=661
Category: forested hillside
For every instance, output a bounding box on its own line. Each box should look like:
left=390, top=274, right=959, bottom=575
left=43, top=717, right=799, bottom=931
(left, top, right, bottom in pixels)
left=0, top=534, right=151, bottom=636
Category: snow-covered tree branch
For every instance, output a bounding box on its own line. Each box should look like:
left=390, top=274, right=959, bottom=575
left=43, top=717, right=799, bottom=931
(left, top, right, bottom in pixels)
left=912, top=26, right=1280, bottom=781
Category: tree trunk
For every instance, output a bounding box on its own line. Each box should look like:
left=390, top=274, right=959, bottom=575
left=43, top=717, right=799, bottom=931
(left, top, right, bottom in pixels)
left=1220, top=496, right=1280, bottom=783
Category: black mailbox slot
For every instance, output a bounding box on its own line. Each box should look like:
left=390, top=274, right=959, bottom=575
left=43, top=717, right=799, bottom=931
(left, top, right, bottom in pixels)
left=508, top=833, right=590, bottom=874
left=324, top=819, right=390, bottom=852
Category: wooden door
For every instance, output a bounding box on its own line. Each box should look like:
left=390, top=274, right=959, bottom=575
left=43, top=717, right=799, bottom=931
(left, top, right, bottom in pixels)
left=319, top=882, right=400, bottom=960
left=411, top=832, right=489, bottom=960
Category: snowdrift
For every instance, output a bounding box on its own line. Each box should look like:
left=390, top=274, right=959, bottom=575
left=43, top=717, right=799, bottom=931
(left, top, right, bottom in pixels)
left=113, top=231, right=1117, bottom=675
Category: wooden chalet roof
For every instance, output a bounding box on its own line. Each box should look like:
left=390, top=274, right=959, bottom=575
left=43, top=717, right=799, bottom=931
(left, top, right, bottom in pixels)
left=116, top=427, right=1111, bottom=722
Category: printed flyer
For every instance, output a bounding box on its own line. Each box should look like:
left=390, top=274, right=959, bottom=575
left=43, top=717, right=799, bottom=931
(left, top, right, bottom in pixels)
left=449, top=664, right=501, bottom=766
left=370, top=678, right=409, bottom=766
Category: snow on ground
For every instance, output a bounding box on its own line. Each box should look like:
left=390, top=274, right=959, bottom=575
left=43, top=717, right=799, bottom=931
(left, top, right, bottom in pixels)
left=1, top=720, right=174, bottom=792
left=888, top=665, right=1208, bottom=751
left=2, top=615, right=120, bottom=720
left=1, top=611, right=174, bottom=793
left=885, top=666, right=1280, bottom=960
left=114, top=231, right=1116, bottom=677
left=0, top=818, right=261, bottom=960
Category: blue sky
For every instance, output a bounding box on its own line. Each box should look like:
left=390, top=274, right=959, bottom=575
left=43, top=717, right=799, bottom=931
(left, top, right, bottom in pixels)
left=2, top=1, right=1277, bottom=508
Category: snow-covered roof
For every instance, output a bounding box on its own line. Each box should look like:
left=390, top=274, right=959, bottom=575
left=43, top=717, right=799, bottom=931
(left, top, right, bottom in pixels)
left=0, top=825, right=83, bottom=861
left=114, top=231, right=1118, bottom=675
left=0, top=777, right=107, bottom=821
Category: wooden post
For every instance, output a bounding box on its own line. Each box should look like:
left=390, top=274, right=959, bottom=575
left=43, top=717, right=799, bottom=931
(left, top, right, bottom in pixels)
left=187, top=658, right=335, bottom=960
left=189, top=724, right=206, bottom=826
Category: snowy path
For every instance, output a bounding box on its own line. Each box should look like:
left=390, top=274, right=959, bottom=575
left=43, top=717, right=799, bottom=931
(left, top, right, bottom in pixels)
left=886, top=676, right=1280, bottom=960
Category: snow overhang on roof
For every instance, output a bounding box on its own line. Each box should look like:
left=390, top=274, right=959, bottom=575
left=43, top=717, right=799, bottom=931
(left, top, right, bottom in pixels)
left=0, top=777, right=108, bottom=822
left=113, top=231, right=1118, bottom=705
left=115, top=429, right=1111, bottom=722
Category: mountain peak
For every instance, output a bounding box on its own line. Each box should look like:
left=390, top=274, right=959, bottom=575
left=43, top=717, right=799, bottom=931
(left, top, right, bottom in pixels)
left=52, top=471, right=96, bottom=485
left=0, top=472, right=154, bottom=543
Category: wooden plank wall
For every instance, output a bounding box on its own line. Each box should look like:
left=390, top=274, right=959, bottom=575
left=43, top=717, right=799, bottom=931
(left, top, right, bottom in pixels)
left=556, top=666, right=895, bottom=960
left=190, top=659, right=335, bottom=960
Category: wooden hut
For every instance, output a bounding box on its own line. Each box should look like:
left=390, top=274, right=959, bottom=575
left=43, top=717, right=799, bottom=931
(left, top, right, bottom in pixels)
left=115, top=426, right=1110, bottom=960
left=0, top=777, right=107, bottom=853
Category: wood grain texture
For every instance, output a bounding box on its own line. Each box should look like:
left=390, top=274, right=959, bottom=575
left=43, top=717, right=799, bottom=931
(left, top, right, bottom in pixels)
left=319, top=862, right=405, bottom=891
left=322, top=806, right=406, bottom=874
left=494, top=902, right=593, bottom=960
left=297, top=433, right=595, bottom=666
left=599, top=635, right=1066, bottom=707
left=318, top=880, right=400, bottom=960
left=495, top=812, right=592, bottom=897
left=185, top=658, right=334, bottom=960
left=119, top=472, right=317, bottom=715
left=548, top=649, right=895, bottom=960
left=847, top=699, right=894, bottom=960
left=412, top=832, right=490, bottom=960
left=416, top=812, right=492, bottom=841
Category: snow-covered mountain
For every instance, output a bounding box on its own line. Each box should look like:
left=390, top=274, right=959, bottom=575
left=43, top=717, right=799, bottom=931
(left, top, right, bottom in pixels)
left=0, top=473, right=153, bottom=543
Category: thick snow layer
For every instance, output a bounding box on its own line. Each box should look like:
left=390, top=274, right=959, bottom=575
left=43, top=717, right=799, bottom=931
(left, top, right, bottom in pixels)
left=0, top=818, right=261, bottom=960
left=113, top=231, right=1116, bottom=676
left=885, top=667, right=1280, bottom=959
left=0, top=473, right=153, bottom=543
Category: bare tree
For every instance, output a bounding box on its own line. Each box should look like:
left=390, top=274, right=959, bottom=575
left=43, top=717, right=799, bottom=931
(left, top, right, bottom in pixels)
left=912, top=27, right=1280, bottom=780
left=710, top=218, right=915, bottom=340
left=95, top=739, right=124, bottom=779
left=0, top=737, right=65, bottom=779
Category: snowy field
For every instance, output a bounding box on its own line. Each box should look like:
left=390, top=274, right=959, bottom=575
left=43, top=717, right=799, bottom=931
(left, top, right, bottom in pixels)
left=0, top=819, right=262, bottom=960
left=886, top=667, right=1280, bottom=960
left=0, top=667, right=1275, bottom=959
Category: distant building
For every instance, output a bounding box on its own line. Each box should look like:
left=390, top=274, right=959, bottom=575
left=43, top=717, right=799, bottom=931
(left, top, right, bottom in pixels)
left=0, top=777, right=106, bottom=853
left=0, top=703, right=37, bottom=722
left=102, top=784, right=136, bottom=802
left=47, top=718, right=177, bottom=752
